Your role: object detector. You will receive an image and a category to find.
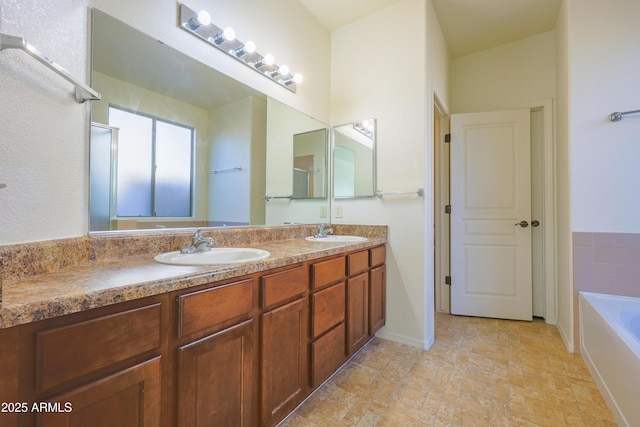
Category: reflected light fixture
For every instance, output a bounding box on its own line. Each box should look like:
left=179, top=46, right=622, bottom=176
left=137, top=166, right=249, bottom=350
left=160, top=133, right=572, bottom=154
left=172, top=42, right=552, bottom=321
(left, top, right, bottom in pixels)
left=178, top=3, right=302, bottom=93
left=354, top=120, right=374, bottom=139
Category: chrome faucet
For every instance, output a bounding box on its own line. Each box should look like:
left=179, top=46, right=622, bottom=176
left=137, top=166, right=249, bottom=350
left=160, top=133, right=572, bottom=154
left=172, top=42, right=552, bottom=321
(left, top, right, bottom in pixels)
left=314, top=223, right=334, bottom=238
left=180, top=229, right=214, bottom=253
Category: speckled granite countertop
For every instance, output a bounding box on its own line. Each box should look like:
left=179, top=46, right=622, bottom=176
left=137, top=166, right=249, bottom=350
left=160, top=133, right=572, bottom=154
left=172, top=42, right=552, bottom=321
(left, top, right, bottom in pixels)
left=0, top=225, right=386, bottom=329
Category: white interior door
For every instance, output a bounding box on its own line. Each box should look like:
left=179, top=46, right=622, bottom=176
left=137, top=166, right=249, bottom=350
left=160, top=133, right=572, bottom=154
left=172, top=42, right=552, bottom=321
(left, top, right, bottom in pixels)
left=450, top=109, right=532, bottom=321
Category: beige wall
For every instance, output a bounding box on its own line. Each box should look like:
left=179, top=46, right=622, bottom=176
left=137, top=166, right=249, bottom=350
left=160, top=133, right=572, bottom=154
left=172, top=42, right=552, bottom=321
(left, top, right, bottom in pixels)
left=450, top=31, right=556, bottom=114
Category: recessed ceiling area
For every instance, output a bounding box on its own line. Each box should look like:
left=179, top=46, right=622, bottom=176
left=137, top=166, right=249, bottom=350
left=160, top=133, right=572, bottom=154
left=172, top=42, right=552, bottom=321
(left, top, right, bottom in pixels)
left=298, top=0, right=404, bottom=32
left=299, top=0, right=563, bottom=58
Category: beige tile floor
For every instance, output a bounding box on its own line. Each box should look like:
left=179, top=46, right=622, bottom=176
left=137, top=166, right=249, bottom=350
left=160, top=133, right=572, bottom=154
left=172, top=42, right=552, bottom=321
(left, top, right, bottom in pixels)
left=282, top=313, right=617, bottom=426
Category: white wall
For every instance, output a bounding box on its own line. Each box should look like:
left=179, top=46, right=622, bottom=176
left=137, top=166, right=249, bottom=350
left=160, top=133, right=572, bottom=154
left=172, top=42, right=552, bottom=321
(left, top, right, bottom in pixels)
left=556, top=0, right=640, bottom=351
left=567, top=0, right=640, bottom=233
left=330, top=0, right=449, bottom=348
left=450, top=31, right=556, bottom=114
left=555, top=0, right=573, bottom=351
left=0, top=0, right=330, bottom=245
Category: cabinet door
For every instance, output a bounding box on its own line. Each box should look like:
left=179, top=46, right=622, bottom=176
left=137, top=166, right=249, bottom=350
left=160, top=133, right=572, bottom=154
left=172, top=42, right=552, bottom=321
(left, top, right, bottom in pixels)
left=39, top=357, right=161, bottom=427
left=261, top=298, right=307, bottom=427
left=310, top=322, right=346, bottom=388
left=346, top=272, right=369, bottom=355
left=178, top=319, right=254, bottom=427
left=369, top=265, right=386, bottom=335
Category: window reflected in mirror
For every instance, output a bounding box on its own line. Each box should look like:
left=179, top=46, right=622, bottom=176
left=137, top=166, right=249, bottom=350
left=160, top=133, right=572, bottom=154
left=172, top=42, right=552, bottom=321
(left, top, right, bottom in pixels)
left=332, top=119, right=376, bottom=198
left=108, top=106, right=194, bottom=218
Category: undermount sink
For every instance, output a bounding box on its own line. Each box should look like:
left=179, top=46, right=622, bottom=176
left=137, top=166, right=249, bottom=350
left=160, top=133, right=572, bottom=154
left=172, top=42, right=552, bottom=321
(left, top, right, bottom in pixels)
left=305, top=235, right=368, bottom=243
left=154, top=247, right=270, bottom=266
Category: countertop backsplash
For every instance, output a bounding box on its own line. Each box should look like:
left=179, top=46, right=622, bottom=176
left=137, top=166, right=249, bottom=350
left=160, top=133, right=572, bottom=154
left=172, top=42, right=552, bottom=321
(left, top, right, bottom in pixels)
left=0, top=223, right=387, bottom=298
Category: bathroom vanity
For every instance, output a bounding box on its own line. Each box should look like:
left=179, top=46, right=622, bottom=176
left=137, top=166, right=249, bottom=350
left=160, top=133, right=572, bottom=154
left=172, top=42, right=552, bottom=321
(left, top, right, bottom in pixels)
left=0, top=225, right=386, bottom=427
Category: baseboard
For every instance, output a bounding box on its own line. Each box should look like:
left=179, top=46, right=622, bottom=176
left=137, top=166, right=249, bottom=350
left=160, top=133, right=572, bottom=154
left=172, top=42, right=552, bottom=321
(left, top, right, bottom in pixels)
left=375, top=330, right=431, bottom=350
left=556, top=322, right=574, bottom=353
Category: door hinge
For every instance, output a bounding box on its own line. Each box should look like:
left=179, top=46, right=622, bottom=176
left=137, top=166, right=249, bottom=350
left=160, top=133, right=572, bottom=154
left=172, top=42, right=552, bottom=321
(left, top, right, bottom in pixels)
left=445, top=276, right=451, bottom=285
left=444, top=133, right=451, bottom=143
left=444, top=205, right=451, bottom=214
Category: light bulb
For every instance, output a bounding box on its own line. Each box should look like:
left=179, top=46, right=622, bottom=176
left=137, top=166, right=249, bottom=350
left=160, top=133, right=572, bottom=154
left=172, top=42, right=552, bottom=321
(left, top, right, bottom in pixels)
left=211, top=27, right=235, bottom=45
left=244, top=40, right=256, bottom=54
left=196, top=10, right=211, bottom=26
left=361, top=120, right=370, bottom=128
left=284, top=73, right=303, bottom=86
left=278, top=65, right=290, bottom=76
left=222, top=27, right=236, bottom=41
left=187, top=10, right=211, bottom=29
left=263, top=53, right=275, bottom=66
left=232, top=40, right=257, bottom=58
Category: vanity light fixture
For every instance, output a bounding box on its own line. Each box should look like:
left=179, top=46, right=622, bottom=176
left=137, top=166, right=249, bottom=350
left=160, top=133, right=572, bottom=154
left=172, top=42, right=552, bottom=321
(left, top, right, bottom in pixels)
left=178, top=3, right=302, bottom=93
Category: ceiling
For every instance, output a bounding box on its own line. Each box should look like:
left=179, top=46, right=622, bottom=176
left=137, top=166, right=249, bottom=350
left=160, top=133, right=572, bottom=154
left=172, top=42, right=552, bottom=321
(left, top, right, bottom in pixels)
left=299, top=0, right=563, bottom=58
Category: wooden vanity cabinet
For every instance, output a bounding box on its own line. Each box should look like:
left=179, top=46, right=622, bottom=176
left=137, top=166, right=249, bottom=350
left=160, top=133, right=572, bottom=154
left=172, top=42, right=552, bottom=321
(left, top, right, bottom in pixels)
left=39, top=357, right=162, bottom=427
left=369, top=265, right=387, bottom=335
left=0, top=244, right=386, bottom=427
left=346, top=246, right=387, bottom=356
left=260, top=266, right=309, bottom=427
left=346, top=271, right=369, bottom=355
left=309, top=258, right=347, bottom=388
left=1, top=297, right=165, bottom=427
left=176, top=279, right=257, bottom=427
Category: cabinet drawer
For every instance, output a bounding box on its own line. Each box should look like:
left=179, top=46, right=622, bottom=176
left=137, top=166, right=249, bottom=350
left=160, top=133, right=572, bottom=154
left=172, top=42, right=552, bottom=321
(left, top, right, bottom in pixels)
left=310, top=323, right=345, bottom=388
left=347, top=251, right=369, bottom=276
left=37, top=303, right=161, bottom=392
left=370, top=245, right=386, bottom=268
left=311, top=282, right=345, bottom=338
left=261, top=266, right=308, bottom=308
left=179, top=279, right=254, bottom=337
left=311, top=257, right=345, bottom=289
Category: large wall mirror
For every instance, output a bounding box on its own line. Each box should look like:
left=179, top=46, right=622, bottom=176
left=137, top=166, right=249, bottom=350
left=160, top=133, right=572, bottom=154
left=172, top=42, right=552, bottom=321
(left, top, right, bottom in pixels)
left=89, top=10, right=329, bottom=232
left=332, top=119, right=376, bottom=198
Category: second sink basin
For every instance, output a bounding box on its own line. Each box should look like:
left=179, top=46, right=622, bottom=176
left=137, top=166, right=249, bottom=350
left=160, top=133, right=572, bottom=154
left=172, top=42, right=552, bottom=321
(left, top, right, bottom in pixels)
left=305, top=235, right=368, bottom=243
left=155, top=247, right=270, bottom=266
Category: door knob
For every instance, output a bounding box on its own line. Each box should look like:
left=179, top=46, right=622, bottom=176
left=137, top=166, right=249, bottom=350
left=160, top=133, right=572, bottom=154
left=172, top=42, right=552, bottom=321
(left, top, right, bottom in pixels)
left=532, top=220, right=540, bottom=227
left=515, top=220, right=529, bottom=228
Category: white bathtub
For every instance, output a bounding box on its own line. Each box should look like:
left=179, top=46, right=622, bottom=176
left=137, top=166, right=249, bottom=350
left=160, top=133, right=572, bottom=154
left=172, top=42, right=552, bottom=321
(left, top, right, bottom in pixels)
left=580, top=292, right=640, bottom=427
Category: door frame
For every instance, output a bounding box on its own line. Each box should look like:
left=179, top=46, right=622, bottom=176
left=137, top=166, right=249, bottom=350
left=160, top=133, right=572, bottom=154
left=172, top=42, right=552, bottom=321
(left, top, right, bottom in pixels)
left=434, top=98, right=556, bottom=324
